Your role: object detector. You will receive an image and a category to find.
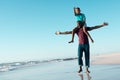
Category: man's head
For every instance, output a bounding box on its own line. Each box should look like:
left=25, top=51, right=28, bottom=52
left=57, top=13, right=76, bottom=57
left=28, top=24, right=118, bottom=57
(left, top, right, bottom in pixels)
left=77, top=21, right=85, bottom=28
left=74, top=7, right=81, bottom=14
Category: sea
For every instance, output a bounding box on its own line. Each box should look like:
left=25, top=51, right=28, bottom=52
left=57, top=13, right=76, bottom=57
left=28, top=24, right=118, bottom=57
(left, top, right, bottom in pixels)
left=0, top=60, right=120, bottom=80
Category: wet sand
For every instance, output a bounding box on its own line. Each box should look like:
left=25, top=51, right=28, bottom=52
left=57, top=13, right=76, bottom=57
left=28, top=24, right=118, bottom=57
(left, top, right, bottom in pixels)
left=0, top=59, right=120, bottom=80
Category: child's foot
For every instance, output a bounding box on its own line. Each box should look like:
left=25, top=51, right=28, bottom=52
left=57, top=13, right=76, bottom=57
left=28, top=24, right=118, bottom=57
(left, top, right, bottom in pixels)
left=68, top=40, right=74, bottom=43
left=78, top=69, right=82, bottom=73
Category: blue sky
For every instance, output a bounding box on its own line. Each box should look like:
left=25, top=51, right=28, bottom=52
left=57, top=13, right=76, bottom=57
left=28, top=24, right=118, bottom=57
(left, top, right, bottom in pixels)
left=0, top=0, right=120, bottom=63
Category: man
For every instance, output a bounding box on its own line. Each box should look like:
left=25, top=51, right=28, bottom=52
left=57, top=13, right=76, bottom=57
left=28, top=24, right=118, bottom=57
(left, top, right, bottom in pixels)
left=55, top=22, right=108, bottom=73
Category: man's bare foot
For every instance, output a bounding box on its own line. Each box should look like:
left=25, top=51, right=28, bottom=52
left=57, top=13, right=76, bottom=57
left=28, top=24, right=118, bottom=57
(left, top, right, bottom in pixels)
left=103, top=22, right=108, bottom=26
left=86, top=67, right=90, bottom=73
left=78, top=69, right=82, bottom=73
left=86, top=69, right=90, bottom=73
left=86, top=70, right=90, bottom=73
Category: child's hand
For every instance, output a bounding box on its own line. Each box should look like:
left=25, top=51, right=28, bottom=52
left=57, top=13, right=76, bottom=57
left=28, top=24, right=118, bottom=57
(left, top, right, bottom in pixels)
left=68, top=40, right=74, bottom=43
left=55, top=31, right=60, bottom=35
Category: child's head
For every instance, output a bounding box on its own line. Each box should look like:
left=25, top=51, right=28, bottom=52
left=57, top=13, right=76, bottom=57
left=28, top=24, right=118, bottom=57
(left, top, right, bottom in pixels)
left=74, top=7, right=81, bottom=14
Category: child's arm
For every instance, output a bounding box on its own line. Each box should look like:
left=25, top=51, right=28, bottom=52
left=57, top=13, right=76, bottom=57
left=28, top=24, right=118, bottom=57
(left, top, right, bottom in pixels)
left=83, top=27, right=94, bottom=43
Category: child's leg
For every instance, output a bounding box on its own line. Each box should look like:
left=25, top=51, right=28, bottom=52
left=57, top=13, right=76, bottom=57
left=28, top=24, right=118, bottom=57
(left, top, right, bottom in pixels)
left=83, top=26, right=94, bottom=43
left=68, top=21, right=82, bottom=43
left=68, top=27, right=79, bottom=43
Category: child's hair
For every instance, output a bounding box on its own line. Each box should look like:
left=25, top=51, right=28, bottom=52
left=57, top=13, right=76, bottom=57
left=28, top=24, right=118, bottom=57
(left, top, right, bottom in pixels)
left=75, top=7, right=80, bottom=10
left=74, top=7, right=80, bottom=10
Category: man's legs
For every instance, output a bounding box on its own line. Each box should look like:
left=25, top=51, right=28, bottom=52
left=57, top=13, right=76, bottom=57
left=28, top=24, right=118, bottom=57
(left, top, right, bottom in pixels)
left=84, top=44, right=90, bottom=73
left=78, top=44, right=83, bottom=73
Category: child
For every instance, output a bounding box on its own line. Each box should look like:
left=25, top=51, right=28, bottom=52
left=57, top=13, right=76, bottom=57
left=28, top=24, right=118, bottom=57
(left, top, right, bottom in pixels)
left=68, top=7, right=94, bottom=43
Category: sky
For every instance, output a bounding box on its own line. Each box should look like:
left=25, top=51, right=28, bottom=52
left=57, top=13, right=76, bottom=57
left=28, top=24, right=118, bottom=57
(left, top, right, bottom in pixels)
left=0, top=0, right=120, bottom=63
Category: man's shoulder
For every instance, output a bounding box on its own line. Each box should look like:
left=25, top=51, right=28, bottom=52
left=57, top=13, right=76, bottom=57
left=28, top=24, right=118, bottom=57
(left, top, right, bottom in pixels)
left=85, top=27, right=92, bottom=31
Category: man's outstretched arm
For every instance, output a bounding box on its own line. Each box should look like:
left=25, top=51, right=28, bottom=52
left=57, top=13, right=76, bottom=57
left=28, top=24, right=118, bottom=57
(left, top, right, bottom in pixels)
left=55, top=31, right=72, bottom=35
left=89, top=22, right=108, bottom=31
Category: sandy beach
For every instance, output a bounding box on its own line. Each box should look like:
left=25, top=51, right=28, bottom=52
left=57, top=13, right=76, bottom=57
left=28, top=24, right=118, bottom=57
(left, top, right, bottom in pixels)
left=0, top=53, right=120, bottom=80
left=0, top=59, right=120, bottom=80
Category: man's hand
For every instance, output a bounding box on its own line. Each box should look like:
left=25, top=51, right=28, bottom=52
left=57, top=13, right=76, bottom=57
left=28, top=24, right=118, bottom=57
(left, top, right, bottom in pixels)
left=102, top=22, right=108, bottom=26
left=55, top=31, right=60, bottom=35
